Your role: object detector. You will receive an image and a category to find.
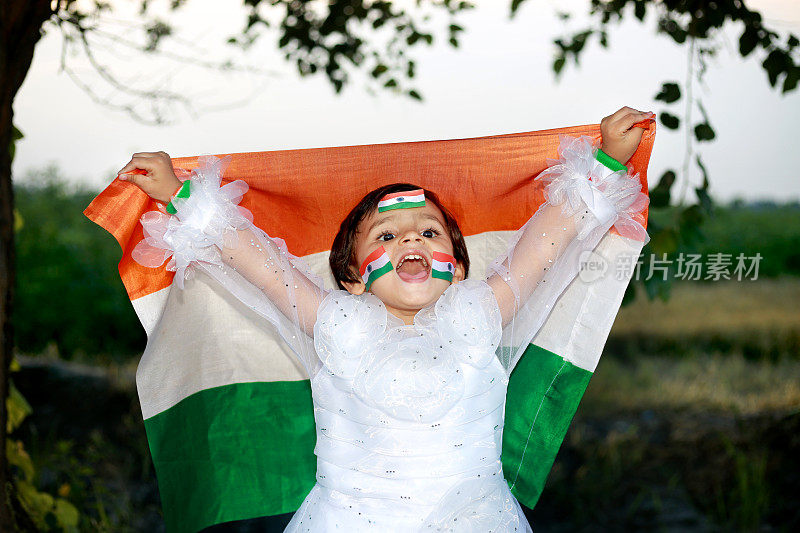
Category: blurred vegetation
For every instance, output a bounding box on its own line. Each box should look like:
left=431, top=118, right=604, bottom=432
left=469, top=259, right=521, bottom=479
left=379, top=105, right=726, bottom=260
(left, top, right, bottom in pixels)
left=13, top=166, right=145, bottom=361
left=11, top=166, right=800, bottom=362
left=10, top=165, right=800, bottom=530
left=697, top=200, right=800, bottom=278
left=12, top=358, right=161, bottom=531
left=6, top=362, right=79, bottom=532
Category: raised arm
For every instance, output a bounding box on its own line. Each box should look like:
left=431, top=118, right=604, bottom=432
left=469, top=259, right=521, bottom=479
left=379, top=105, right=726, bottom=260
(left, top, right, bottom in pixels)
left=119, top=153, right=327, bottom=377
left=487, top=108, right=651, bottom=372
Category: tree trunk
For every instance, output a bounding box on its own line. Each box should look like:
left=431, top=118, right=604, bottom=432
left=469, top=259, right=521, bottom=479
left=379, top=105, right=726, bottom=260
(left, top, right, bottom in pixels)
left=0, top=0, right=56, bottom=528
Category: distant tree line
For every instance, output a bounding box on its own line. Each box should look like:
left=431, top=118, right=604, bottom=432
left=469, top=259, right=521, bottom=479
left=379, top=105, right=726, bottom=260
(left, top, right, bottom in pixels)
left=12, top=166, right=800, bottom=360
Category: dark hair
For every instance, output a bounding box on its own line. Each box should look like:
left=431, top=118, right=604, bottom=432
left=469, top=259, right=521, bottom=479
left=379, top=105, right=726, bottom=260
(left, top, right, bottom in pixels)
left=330, top=183, right=470, bottom=289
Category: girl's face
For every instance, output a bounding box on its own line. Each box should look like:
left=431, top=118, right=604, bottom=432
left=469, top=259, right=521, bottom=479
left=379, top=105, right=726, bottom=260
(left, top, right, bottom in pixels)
left=343, top=203, right=465, bottom=324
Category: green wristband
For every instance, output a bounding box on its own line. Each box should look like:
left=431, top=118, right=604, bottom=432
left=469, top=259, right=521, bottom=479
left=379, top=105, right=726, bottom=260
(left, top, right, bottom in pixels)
left=166, top=180, right=191, bottom=215
left=595, top=149, right=627, bottom=172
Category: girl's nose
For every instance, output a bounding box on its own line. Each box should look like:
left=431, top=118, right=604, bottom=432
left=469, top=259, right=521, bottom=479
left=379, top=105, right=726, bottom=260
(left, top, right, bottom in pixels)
left=401, top=232, right=422, bottom=243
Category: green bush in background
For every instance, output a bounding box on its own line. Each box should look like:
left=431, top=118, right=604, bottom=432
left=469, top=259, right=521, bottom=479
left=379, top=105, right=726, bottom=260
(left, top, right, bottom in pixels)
left=697, top=200, right=800, bottom=278
left=13, top=166, right=144, bottom=360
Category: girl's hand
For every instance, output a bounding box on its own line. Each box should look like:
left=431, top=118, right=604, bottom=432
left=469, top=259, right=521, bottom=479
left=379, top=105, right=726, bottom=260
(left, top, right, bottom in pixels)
left=599, top=107, right=655, bottom=165
left=117, top=151, right=182, bottom=204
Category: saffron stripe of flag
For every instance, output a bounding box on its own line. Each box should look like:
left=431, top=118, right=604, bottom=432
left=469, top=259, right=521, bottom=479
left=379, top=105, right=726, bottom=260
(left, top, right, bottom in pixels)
left=431, top=251, right=456, bottom=282
left=377, top=189, right=426, bottom=212
left=359, top=246, right=393, bottom=290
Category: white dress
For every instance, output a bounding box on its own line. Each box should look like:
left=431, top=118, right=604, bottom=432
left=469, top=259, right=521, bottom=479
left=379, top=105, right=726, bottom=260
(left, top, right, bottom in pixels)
left=131, top=135, right=650, bottom=532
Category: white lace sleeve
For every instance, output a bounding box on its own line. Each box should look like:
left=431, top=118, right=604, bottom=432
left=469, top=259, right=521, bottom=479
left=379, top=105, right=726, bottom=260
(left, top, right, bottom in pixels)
left=131, top=155, right=327, bottom=377
left=486, top=135, right=650, bottom=374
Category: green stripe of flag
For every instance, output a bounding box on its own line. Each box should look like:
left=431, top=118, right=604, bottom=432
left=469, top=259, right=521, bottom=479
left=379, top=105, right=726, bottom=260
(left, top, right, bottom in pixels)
left=502, top=343, right=592, bottom=508
left=364, top=261, right=394, bottom=290
left=144, top=380, right=316, bottom=533
left=377, top=200, right=426, bottom=212
left=431, top=269, right=454, bottom=282
left=145, top=344, right=591, bottom=531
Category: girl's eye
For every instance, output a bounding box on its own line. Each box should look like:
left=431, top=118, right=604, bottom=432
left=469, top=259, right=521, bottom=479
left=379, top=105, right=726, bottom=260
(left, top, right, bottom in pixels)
left=421, top=228, right=439, bottom=238
left=378, top=232, right=395, bottom=242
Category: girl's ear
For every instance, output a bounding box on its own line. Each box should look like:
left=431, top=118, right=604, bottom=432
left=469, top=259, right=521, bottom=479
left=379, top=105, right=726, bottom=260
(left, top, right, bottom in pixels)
left=452, top=261, right=466, bottom=284
left=342, top=279, right=366, bottom=295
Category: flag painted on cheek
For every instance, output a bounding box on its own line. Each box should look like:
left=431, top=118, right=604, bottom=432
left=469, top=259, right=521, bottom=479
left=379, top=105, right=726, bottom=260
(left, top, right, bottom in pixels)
left=431, top=251, right=457, bottom=282
left=359, top=246, right=393, bottom=290
left=377, top=189, right=426, bottom=212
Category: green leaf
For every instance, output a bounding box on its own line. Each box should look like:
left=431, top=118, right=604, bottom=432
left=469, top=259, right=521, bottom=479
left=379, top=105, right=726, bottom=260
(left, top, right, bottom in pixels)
left=7, top=381, right=32, bottom=433
left=7, top=439, right=35, bottom=482
left=655, top=82, right=681, bottom=103
left=370, top=64, right=388, bottom=78
left=383, top=78, right=398, bottom=88
left=660, top=112, right=680, bottom=129
left=53, top=498, right=80, bottom=530
left=763, top=49, right=789, bottom=87
left=650, top=170, right=675, bottom=208
left=553, top=57, right=566, bottom=75
left=694, top=122, right=716, bottom=141
left=783, top=66, right=799, bottom=93
left=9, top=124, right=23, bottom=162
left=641, top=241, right=674, bottom=302
left=634, top=0, right=646, bottom=21
left=13, top=209, right=24, bottom=232
left=739, top=26, right=759, bottom=57
left=408, top=89, right=422, bottom=101
left=510, top=0, right=528, bottom=17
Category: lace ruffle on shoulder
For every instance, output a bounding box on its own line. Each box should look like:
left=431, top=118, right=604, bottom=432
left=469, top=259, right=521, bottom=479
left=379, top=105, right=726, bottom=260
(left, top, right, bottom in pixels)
left=314, top=291, right=387, bottom=380
left=313, top=280, right=504, bottom=423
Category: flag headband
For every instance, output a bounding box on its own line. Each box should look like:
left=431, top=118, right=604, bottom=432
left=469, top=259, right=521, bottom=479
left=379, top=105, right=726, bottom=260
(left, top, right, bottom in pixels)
left=377, top=189, right=426, bottom=212
left=359, top=246, right=393, bottom=290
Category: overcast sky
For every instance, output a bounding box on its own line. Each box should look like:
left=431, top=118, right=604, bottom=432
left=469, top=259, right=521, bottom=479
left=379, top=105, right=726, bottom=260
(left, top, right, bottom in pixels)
left=12, top=0, right=800, bottom=203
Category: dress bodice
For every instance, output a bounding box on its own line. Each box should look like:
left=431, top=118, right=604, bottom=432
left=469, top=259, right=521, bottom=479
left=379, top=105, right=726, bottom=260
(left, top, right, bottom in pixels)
left=285, top=280, right=530, bottom=531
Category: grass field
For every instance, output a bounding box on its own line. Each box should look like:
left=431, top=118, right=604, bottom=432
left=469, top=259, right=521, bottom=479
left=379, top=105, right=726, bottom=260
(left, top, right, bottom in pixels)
left=613, top=277, right=800, bottom=337
left=585, top=277, right=800, bottom=415
left=13, top=277, right=800, bottom=531
left=535, top=278, right=800, bottom=531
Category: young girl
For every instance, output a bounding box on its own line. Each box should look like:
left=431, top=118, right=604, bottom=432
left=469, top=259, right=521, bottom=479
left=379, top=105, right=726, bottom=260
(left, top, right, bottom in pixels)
left=117, top=107, right=652, bottom=532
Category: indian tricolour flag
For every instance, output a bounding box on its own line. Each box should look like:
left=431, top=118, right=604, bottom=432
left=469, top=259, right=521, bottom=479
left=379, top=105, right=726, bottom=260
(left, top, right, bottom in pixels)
left=360, top=246, right=393, bottom=290
left=377, top=189, right=426, bottom=212
left=431, top=251, right=457, bottom=282
left=84, top=123, right=654, bottom=533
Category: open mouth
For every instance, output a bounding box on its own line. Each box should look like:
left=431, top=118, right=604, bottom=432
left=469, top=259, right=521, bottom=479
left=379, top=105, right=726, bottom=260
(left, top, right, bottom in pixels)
left=395, top=252, right=430, bottom=283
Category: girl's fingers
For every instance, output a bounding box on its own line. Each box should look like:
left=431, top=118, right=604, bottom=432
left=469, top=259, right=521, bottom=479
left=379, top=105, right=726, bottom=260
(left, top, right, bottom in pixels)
left=615, top=111, right=654, bottom=134
left=117, top=155, right=160, bottom=176
left=119, top=172, right=141, bottom=186
left=607, top=106, right=639, bottom=123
